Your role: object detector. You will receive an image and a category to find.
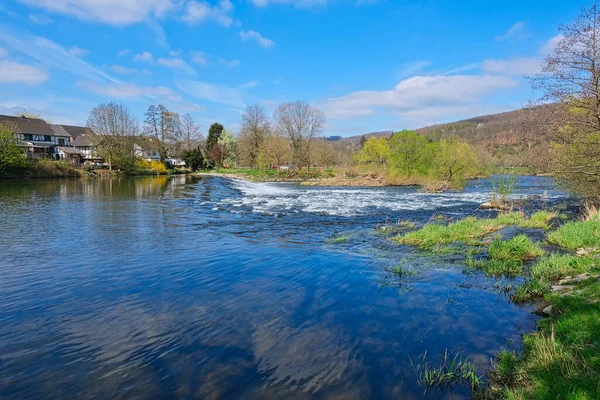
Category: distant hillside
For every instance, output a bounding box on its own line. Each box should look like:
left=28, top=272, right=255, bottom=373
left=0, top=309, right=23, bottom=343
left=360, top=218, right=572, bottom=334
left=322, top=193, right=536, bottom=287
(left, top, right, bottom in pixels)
left=340, top=130, right=394, bottom=143
left=344, top=107, right=551, bottom=170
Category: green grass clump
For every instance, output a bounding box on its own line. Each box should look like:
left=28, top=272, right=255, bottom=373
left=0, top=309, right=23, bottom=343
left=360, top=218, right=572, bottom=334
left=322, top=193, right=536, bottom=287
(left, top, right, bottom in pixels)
left=531, top=254, right=596, bottom=281
left=397, top=220, right=417, bottom=229
left=466, top=256, right=524, bottom=277
left=488, top=234, right=544, bottom=262
left=389, top=264, right=419, bottom=278
left=328, top=235, right=349, bottom=244
left=495, top=210, right=559, bottom=230
left=547, top=218, right=600, bottom=250
left=491, top=280, right=600, bottom=399
left=396, top=217, right=503, bottom=250
left=510, top=279, right=549, bottom=303
left=411, top=350, right=482, bottom=394
left=492, top=349, right=520, bottom=386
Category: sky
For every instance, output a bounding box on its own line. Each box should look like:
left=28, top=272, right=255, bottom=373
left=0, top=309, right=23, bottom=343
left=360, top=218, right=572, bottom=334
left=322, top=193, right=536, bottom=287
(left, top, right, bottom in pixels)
left=0, top=0, right=581, bottom=136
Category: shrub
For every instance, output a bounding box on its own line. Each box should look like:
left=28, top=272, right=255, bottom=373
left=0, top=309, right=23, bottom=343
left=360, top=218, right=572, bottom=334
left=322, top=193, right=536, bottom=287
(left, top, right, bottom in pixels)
left=150, top=160, right=167, bottom=174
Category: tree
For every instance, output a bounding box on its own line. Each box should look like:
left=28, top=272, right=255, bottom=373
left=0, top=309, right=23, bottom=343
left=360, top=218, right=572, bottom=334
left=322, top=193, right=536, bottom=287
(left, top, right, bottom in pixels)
left=181, top=148, right=206, bottom=171
left=206, top=122, right=224, bottom=166
left=257, top=132, right=292, bottom=168
left=530, top=1, right=600, bottom=199
left=180, top=113, right=202, bottom=152
left=217, top=129, right=237, bottom=167
left=0, top=122, right=27, bottom=171
left=359, top=135, right=367, bottom=148
left=143, top=105, right=181, bottom=160
left=430, top=138, right=480, bottom=189
left=274, top=101, right=326, bottom=168
left=239, top=105, right=270, bottom=168
left=311, top=139, right=335, bottom=168
left=388, top=130, right=430, bottom=175
left=87, top=102, right=138, bottom=171
left=353, top=137, right=391, bottom=166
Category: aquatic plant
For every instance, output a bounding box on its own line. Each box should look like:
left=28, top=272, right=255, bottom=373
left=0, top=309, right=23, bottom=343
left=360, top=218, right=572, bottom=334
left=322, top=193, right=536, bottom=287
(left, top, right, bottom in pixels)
left=510, top=279, right=549, bottom=303
left=487, top=234, right=544, bottom=262
left=466, top=256, right=524, bottom=277
left=490, top=175, right=518, bottom=209
left=389, top=264, right=418, bottom=278
left=411, top=349, right=482, bottom=394
left=328, top=234, right=349, bottom=244
left=397, top=219, right=417, bottom=229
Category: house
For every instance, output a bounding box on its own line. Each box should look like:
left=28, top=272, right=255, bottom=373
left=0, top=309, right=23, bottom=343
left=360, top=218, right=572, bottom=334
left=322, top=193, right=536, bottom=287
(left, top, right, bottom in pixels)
left=60, top=125, right=103, bottom=166
left=0, top=115, right=58, bottom=161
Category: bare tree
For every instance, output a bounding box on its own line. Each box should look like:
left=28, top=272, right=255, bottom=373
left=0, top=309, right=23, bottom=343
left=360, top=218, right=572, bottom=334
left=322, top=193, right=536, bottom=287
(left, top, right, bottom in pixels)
left=143, top=104, right=181, bottom=160
left=258, top=132, right=292, bottom=168
left=87, top=102, right=138, bottom=171
left=273, top=101, right=326, bottom=168
left=180, top=113, right=203, bottom=152
left=530, top=1, right=600, bottom=198
left=239, top=104, right=270, bottom=168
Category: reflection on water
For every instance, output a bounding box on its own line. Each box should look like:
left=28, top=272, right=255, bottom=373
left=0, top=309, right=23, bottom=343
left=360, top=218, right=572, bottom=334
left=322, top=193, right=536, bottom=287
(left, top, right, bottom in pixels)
left=0, top=175, right=571, bottom=399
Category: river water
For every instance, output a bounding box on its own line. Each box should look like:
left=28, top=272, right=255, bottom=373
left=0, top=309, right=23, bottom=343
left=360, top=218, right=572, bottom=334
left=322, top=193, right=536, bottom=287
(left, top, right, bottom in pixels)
left=0, top=175, right=571, bottom=399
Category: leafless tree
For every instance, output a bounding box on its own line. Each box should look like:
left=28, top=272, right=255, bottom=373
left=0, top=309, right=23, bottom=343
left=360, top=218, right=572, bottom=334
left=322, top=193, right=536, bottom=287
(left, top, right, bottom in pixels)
left=180, top=113, right=203, bottom=152
left=273, top=101, right=326, bottom=168
left=239, top=104, right=270, bottom=168
left=87, top=102, right=138, bottom=171
left=143, top=104, right=181, bottom=160
left=258, top=132, right=292, bottom=168
left=530, top=1, right=600, bottom=198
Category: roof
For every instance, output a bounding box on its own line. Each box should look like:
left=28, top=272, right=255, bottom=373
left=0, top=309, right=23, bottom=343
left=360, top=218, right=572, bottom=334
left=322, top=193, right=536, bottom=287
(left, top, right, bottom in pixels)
left=0, top=115, right=55, bottom=135
left=56, top=146, right=82, bottom=155
left=71, top=135, right=93, bottom=147
left=49, top=124, right=71, bottom=137
left=60, top=125, right=94, bottom=137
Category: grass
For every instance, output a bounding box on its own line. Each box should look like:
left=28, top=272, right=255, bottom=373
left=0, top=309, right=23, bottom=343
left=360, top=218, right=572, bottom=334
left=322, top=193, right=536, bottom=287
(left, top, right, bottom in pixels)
left=531, top=254, right=596, bottom=281
left=510, top=279, right=549, bottom=303
left=389, top=264, right=418, bottom=278
left=395, top=212, right=560, bottom=252
left=487, top=234, right=544, bottom=262
left=547, top=218, right=600, bottom=250
left=466, top=256, right=524, bottom=277
left=328, top=234, right=349, bottom=244
left=411, top=349, right=482, bottom=394
left=491, top=280, right=600, bottom=399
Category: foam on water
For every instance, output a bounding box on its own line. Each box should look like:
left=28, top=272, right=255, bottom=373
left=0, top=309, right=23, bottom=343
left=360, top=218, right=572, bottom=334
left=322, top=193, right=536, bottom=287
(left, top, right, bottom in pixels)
left=209, top=177, right=566, bottom=217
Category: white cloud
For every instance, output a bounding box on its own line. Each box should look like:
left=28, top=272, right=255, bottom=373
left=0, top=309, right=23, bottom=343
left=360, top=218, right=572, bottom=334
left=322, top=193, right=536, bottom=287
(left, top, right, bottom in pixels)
left=397, top=60, right=431, bottom=78
left=68, top=46, right=89, bottom=57
left=251, top=0, right=328, bottom=7
left=317, top=75, right=518, bottom=124
left=541, top=34, right=564, bottom=56
left=239, top=81, right=258, bottom=89
left=496, top=21, right=529, bottom=41
left=0, top=26, right=116, bottom=82
left=240, top=30, right=274, bottom=48
left=110, top=65, right=150, bottom=75
left=0, top=60, right=48, bottom=85
left=219, top=58, right=240, bottom=67
left=80, top=81, right=182, bottom=102
left=117, top=49, right=129, bottom=57
left=191, top=51, right=207, bottom=65
left=482, top=57, right=542, bottom=76
left=28, top=13, right=53, bottom=24
left=19, top=0, right=178, bottom=26
left=182, top=0, right=234, bottom=26
left=0, top=47, right=7, bottom=58
left=133, top=51, right=154, bottom=62
left=175, top=80, right=246, bottom=107
left=156, top=57, right=196, bottom=75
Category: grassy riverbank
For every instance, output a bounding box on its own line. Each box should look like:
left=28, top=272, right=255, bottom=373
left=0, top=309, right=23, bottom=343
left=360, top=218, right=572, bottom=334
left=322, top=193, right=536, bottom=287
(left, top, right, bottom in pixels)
left=393, top=209, right=600, bottom=398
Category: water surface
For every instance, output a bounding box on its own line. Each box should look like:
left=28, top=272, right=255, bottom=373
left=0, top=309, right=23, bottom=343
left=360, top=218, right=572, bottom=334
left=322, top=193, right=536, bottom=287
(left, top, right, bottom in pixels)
left=0, top=175, right=571, bottom=399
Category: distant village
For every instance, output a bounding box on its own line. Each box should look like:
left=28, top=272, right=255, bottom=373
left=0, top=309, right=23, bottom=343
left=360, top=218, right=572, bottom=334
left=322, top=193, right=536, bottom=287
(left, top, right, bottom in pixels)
left=0, top=114, right=183, bottom=168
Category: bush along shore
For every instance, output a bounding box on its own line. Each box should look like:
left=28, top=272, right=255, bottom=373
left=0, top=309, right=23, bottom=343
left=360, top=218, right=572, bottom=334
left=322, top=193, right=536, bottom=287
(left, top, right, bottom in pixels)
left=391, top=208, right=600, bottom=398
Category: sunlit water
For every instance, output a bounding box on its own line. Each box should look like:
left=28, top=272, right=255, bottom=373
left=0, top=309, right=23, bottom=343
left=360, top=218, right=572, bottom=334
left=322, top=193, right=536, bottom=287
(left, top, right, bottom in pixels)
left=0, top=175, right=573, bottom=399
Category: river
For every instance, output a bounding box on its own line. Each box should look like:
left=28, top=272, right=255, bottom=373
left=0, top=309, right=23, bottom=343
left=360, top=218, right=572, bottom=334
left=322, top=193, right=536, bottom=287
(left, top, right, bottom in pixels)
left=0, top=175, right=572, bottom=399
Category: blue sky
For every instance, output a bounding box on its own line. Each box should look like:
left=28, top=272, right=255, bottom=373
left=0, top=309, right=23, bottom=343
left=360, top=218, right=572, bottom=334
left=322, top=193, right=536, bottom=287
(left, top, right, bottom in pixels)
left=0, top=0, right=580, bottom=136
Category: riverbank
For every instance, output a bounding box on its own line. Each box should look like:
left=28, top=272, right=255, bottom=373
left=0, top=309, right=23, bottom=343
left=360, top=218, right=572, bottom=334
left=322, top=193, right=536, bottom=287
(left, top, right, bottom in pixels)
left=390, top=209, right=600, bottom=397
